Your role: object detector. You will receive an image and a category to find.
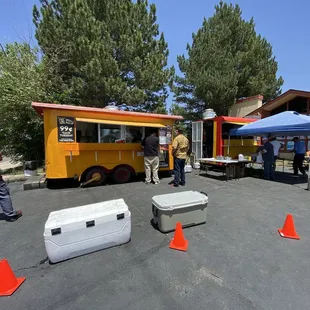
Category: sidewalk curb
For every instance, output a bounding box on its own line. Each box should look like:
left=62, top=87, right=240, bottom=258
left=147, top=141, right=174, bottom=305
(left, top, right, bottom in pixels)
left=23, top=175, right=47, bottom=191
left=2, top=174, right=46, bottom=187
left=3, top=174, right=27, bottom=183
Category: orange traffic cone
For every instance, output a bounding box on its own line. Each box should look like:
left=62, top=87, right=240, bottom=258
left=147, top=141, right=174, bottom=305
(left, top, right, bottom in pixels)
left=169, top=222, right=188, bottom=252
left=278, top=214, right=300, bottom=240
left=0, top=259, right=26, bottom=296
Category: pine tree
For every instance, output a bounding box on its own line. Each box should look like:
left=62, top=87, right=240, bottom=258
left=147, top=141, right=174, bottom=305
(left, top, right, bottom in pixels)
left=173, top=1, right=283, bottom=118
left=33, top=0, right=173, bottom=112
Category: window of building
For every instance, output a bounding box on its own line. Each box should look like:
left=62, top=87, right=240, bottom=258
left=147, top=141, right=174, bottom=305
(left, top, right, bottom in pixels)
left=76, top=122, right=98, bottom=143
left=100, top=124, right=122, bottom=143
left=125, top=126, right=143, bottom=143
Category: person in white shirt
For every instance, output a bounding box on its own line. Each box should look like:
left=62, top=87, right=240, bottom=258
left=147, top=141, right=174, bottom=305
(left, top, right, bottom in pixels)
left=270, top=137, right=283, bottom=171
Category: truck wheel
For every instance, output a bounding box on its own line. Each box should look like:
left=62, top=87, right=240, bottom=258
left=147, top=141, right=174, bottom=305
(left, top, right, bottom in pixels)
left=85, top=167, right=106, bottom=186
left=112, top=166, right=131, bottom=184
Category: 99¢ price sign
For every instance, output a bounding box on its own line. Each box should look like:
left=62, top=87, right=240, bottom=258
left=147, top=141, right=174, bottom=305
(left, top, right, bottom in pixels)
left=59, top=126, right=73, bottom=133
left=57, top=117, right=75, bottom=142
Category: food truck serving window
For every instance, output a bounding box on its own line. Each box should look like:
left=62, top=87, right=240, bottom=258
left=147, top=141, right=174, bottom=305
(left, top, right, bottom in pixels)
left=75, top=118, right=166, bottom=144
left=126, top=126, right=143, bottom=143
left=76, top=121, right=98, bottom=143
left=222, top=122, right=253, bottom=140
left=100, top=124, right=121, bottom=143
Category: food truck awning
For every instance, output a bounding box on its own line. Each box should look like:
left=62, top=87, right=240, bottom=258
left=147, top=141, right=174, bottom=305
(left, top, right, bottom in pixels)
left=76, top=117, right=166, bottom=128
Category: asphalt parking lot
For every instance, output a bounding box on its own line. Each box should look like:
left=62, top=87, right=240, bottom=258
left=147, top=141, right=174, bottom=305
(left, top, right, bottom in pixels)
left=1, top=171, right=310, bottom=310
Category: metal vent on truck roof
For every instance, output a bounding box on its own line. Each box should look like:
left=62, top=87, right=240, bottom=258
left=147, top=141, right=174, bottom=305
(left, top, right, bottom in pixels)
left=104, top=104, right=119, bottom=111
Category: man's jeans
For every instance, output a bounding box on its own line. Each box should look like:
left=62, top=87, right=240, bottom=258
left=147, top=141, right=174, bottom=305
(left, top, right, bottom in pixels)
left=264, top=162, right=275, bottom=180
left=0, top=181, right=16, bottom=217
left=174, top=157, right=186, bottom=185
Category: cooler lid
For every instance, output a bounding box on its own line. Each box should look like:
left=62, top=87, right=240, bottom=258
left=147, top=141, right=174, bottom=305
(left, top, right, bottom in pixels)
left=152, top=191, right=208, bottom=211
left=44, top=198, right=128, bottom=233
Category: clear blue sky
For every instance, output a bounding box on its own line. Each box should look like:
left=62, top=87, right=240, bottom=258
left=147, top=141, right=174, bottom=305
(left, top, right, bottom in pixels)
left=1, top=0, right=309, bottom=108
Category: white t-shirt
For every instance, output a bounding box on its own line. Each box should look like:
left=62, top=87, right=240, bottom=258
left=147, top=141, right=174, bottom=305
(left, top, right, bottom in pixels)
left=271, top=140, right=282, bottom=156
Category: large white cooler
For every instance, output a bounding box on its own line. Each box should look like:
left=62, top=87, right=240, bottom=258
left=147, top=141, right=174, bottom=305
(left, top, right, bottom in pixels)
left=44, top=199, right=131, bottom=263
left=152, top=191, right=208, bottom=233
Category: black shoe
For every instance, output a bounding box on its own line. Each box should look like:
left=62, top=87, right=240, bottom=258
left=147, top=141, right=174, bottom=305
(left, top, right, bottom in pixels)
left=6, top=210, right=22, bottom=222
left=180, top=182, right=185, bottom=186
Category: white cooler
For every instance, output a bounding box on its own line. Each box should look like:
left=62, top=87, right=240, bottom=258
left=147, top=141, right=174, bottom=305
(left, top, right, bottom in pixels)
left=44, top=199, right=131, bottom=263
left=152, top=191, right=208, bottom=233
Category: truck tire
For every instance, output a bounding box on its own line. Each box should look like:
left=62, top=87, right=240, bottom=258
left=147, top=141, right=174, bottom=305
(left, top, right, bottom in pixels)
left=112, top=166, right=131, bottom=184
left=85, top=167, right=106, bottom=187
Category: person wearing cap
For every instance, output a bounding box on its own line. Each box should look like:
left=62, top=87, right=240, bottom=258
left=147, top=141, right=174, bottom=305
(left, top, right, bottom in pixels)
left=270, top=137, right=283, bottom=171
left=171, top=128, right=189, bottom=187
left=292, top=137, right=306, bottom=177
left=261, top=135, right=275, bottom=180
left=0, top=153, right=22, bottom=222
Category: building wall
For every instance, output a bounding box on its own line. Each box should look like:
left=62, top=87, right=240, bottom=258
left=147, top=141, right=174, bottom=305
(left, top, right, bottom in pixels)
left=228, top=95, right=263, bottom=118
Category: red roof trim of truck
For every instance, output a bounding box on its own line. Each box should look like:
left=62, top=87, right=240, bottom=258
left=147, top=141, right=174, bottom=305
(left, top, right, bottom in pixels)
left=32, top=102, right=183, bottom=121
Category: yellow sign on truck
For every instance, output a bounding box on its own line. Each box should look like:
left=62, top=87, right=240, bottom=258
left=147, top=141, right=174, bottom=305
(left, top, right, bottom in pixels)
left=32, top=102, right=183, bottom=185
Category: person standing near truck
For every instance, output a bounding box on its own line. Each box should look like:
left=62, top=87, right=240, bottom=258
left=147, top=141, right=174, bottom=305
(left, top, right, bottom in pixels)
left=262, top=136, right=275, bottom=181
left=141, top=129, right=160, bottom=185
left=171, top=128, right=189, bottom=187
left=270, top=137, right=283, bottom=171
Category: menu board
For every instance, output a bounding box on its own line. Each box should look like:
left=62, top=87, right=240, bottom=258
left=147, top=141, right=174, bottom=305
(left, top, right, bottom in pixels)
left=158, top=126, right=171, bottom=168
left=159, top=127, right=167, bottom=145
left=166, top=125, right=172, bottom=144
left=159, top=149, right=169, bottom=168
left=57, top=116, right=75, bottom=142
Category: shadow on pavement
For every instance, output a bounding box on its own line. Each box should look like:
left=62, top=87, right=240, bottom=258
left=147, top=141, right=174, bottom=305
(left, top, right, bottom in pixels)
left=0, top=213, right=7, bottom=221
left=46, top=172, right=173, bottom=190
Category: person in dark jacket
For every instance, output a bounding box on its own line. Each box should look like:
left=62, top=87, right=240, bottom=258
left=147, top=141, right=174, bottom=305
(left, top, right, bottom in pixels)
left=262, top=136, right=275, bottom=180
left=141, top=130, right=160, bottom=184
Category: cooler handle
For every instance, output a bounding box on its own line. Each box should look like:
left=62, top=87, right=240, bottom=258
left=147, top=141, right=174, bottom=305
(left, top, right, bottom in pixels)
left=152, top=204, right=158, bottom=217
left=117, top=213, right=125, bottom=220
left=86, top=220, right=95, bottom=227
left=51, top=227, right=61, bottom=235
left=200, top=191, right=208, bottom=197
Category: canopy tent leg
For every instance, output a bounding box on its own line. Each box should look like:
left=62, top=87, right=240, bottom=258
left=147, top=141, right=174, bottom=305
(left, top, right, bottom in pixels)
left=227, top=135, right=230, bottom=155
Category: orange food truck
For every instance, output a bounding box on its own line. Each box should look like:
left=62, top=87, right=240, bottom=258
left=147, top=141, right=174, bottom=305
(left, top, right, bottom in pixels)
left=192, top=116, right=259, bottom=160
left=32, top=102, right=183, bottom=186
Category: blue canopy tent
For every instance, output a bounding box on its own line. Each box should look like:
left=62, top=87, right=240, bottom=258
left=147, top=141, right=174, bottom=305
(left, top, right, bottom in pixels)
left=229, top=111, right=310, bottom=136
left=228, top=111, right=310, bottom=190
